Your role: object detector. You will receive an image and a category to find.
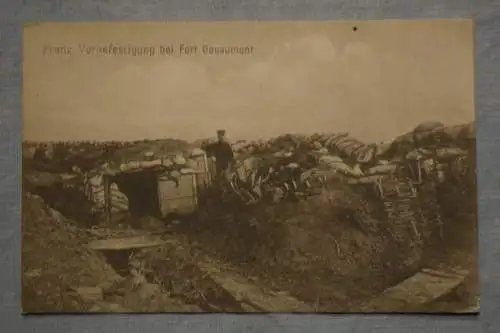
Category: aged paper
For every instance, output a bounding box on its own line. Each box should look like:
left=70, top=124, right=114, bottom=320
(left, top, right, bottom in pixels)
left=22, top=20, right=477, bottom=313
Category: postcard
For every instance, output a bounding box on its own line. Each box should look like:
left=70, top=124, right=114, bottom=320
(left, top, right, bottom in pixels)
left=22, top=20, right=477, bottom=313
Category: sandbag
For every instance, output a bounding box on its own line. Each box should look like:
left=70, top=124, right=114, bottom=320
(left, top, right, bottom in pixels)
left=374, top=141, right=393, bottom=158
left=89, top=174, right=104, bottom=186
left=334, top=136, right=356, bottom=149
left=319, top=155, right=344, bottom=165
left=329, top=163, right=350, bottom=174
left=111, top=202, right=129, bottom=212
left=179, top=168, right=195, bottom=175
left=325, top=133, right=349, bottom=148
left=144, top=151, right=155, bottom=160
left=413, top=121, right=444, bottom=134
left=185, top=158, right=199, bottom=170
left=321, top=160, right=363, bottom=178
left=336, top=139, right=363, bottom=157
left=172, top=155, right=187, bottom=166
left=316, top=147, right=329, bottom=155
left=336, top=138, right=359, bottom=150
left=442, top=124, right=464, bottom=141
left=350, top=164, right=364, bottom=177
left=189, top=148, right=206, bottom=157
left=312, top=141, right=323, bottom=150
left=161, top=158, right=174, bottom=168
left=139, top=160, right=162, bottom=168
left=458, top=121, right=475, bottom=140
left=300, top=168, right=319, bottom=183
left=348, top=175, right=385, bottom=185
left=366, top=164, right=397, bottom=175
left=355, top=146, right=376, bottom=164
left=324, top=134, right=341, bottom=148
left=343, top=142, right=365, bottom=157
left=435, top=147, right=468, bottom=160
left=406, top=150, right=424, bottom=160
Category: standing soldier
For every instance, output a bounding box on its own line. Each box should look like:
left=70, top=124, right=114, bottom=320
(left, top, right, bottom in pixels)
left=211, top=129, right=235, bottom=182
left=203, top=129, right=237, bottom=207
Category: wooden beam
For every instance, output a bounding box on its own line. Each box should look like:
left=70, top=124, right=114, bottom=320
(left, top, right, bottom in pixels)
left=103, top=175, right=112, bottom=226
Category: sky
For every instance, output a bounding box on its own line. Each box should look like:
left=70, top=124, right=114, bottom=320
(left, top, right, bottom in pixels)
left=22, top=20, right=474, bottom=143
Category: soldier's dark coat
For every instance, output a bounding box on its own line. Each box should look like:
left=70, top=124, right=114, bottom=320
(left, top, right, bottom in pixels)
left=210, top=140, right=234, bottom=173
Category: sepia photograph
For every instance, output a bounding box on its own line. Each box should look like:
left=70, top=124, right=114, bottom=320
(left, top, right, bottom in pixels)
left=22, top=20, right=477, bottom=313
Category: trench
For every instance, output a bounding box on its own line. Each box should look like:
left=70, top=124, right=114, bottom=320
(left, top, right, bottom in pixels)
left=25, top=163, right=477, bottom=312
left=23, top=180, right=98, bottom=228
left=158, top=173, right=476, bottom=311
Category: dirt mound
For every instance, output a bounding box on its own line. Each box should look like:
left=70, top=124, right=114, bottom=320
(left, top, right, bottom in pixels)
left=171, top=178, right=429, bottom=311
left=22, top=192, right=121, bottom=312
left=22, top=192, right=199, bottom=313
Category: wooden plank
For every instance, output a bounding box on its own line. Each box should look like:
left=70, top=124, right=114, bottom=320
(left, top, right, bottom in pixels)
left=361, top=267, right=469, bottom=311
left=196, top=262, right=314, bottom=312
left=158, top=233, right=314, bottom=313
left=88, top=235, right=168, bottom=251
left=421, top=268, right=468, bottom=280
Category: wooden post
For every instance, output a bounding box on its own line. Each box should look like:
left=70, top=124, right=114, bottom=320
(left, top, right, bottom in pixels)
left=417, top=158, right=422, bottom=184
left=103, top=175, right=112, bottom=226
left=202, top=153, right=211, bottom=186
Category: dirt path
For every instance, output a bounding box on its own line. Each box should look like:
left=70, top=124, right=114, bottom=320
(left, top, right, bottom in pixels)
left=154, top=232, right=315, bottom=312
left=85, top=223, right=314, bottom=312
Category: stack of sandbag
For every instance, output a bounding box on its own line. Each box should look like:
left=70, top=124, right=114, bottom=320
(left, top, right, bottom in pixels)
left=442, top=124, right=465, bottom=142
left=320, top=132, right=380, bottom=166
left=353, top=145, right=378, bottom=165
left=440, top=121, right=475, bottom=142
left=321, top=133, right=349, bottom=153
left=109, top=183, right=129, bottom=212
left=83, top=173, right=129, bottom=212
left=335, top=136, right=365, bottom=158
left=318, top=155, right=343, bottom=170
left=413, top=121, right=445, bottom=142
left=386, top=134, right=415, bottom=160
left=434, top=147, right=468, bottom=160
left=109, top=152, right=193, bottom=175
left=318, top=155, right=364, bottom=178
left=365, top=163, right=398, bottom=176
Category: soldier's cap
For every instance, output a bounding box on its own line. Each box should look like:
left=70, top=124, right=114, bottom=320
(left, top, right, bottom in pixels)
left=217, top=129, right=226, bottom=135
